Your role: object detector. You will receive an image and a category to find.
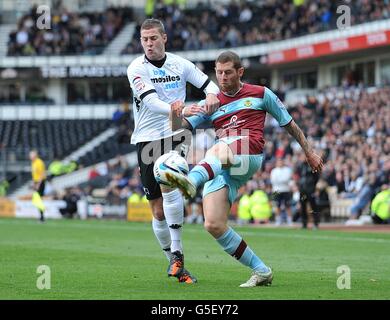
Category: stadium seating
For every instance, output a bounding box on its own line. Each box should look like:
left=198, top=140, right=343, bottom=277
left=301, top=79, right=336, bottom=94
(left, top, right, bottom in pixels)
left=0, top=119, right=111, bottom=161
left=77, top=134, right=135, bottom=167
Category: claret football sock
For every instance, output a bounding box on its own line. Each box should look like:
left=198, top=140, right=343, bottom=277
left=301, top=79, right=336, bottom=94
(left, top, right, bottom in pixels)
left=188, top=155, right=223, bottom=188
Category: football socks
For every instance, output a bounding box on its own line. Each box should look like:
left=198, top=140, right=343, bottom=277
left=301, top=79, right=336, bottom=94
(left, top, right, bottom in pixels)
left=162, top=189, right=184, bottom=253
left=188, top=155, right=223, bottom=188
left=216, top=227, right=270, bottom=273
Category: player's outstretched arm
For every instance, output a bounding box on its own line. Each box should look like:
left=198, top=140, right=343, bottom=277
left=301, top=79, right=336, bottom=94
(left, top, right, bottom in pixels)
left=284, top=120, right=324, bottom=173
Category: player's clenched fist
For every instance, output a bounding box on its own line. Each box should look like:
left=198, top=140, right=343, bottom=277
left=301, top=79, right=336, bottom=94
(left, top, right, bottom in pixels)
left=170, top=101, right=185, bottom=118
left=183, top=104, right=206, bottom=117
left=306, top=152, right=324, bottom=173
left=204, top=93, right=220, bottom=115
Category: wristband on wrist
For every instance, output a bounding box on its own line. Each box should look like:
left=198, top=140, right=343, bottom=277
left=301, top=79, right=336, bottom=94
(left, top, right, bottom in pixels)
left=181, top=106, right=188, bottom=118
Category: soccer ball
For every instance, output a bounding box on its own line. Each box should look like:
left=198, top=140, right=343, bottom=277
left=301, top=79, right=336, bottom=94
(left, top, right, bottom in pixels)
left=153, top=151, right=189, bottom=186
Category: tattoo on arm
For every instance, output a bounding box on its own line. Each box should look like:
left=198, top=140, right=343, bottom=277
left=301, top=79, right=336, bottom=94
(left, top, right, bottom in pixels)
left=284, top=120, right=312, bottom=154
left=170, top=112, right=182, bottom=131
left=170, top=114, right=192, bottom=131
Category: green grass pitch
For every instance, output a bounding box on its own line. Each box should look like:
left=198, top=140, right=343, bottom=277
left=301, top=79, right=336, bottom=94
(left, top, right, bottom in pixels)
left=0, top=218, right=389, bottom=300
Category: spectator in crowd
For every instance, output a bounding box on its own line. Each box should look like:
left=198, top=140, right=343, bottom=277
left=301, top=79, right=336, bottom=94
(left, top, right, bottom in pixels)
left=60, top=187, right=81, bottom=219
left=48, top=159, right=64, bottom=179
left=237, top=184, right=252, bottom=225
left=370, top=185, right=390, bottom=224
left=250, top=189, right=272, bottom=224
left=88, top=166, right=100, bottom=181
left=127, top=185, right=147, bottom=204
left=185, top=189, right=204, bottom=225
left=290, top=181, right=301, bottom=222
left=297, top=151, right=320, bottom=229
left=335, top=171, right=346, bottom=194
left=315, top=178, right=331, bottom=223
left=112, top=102, right=132, bottom=128
left=348, top=172, right=380, bottom=221
left=344, top=169, right=365, bottom=198
left=48, top=159, right=78, bottom=179
left=270, top=158, right=293, bottom=226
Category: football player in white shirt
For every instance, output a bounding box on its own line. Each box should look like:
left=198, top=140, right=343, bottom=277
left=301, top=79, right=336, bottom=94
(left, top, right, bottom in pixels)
left=127, top=19, right=220, bottom=283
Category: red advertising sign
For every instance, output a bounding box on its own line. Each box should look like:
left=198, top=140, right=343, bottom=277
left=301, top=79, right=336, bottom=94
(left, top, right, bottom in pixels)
left=268, top=30, right=390, bottom=65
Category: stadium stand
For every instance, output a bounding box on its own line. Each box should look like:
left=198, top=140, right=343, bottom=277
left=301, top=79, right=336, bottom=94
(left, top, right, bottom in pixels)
left=77, top=132, right=135, bottom=167
left=0, top=119, right=111, bottom=160
left=7, top=5, right=134, bottom=56
left=76, top=101, right=135, bottom=167
left=0, top=119, right=114, bottom=193
left=122, top=0, right=390, bottom=54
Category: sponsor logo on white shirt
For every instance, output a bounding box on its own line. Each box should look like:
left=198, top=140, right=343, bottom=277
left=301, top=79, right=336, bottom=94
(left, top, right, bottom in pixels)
left=133, top=76, right=145, bottom=92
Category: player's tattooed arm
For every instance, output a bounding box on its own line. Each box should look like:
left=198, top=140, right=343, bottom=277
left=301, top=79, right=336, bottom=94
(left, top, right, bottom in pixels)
left=284, top=119, right=324, bottom=173
left=182, top=119, right=192, bottom=130
left=170, top=102, right=195, bottom=131
left=170, top=101, right=184, bottom=131
left=284, top=120, right=312, bottom=154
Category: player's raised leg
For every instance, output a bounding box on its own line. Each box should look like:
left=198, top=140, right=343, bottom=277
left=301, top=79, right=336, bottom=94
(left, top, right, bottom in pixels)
left=203, top=187, right=273, bottom=287
left=166, top=142, right=231, bottom=199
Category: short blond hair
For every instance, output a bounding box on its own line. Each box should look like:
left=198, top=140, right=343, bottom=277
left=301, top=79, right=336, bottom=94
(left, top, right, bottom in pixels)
left=141, top=19, right=166, bottom=35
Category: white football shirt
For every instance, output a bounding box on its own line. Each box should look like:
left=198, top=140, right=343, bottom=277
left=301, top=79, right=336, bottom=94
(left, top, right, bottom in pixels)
left=270, top=166, right=293, bottom=193
left=127, top=52, right=213, bottom=144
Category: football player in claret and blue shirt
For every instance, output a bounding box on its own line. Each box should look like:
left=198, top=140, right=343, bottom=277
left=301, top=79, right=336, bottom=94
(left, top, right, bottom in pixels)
left=168, top=51, right=324, bottom=287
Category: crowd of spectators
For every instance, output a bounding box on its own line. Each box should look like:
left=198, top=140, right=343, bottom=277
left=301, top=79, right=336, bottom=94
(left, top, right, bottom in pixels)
left=83, top=155, right=143, bottom=206
left=7, top=1, right=390, bottom=56
left=237, top=85, right=390, bottom=224
left=122, top=0, right=390, bottom=54
left=7, top=5, right=133, bottom=56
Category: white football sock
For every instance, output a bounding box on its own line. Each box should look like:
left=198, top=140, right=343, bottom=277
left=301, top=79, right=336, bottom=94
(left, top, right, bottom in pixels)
left=162, top=189, right=184, bottom=253
left=152, top=218, right=172, bottom=261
